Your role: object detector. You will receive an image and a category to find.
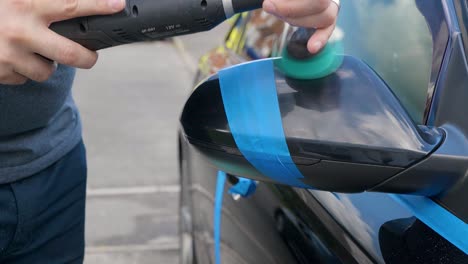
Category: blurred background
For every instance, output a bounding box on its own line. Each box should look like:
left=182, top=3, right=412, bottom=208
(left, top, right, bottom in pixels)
left=73, top=22, right=230, bottom=264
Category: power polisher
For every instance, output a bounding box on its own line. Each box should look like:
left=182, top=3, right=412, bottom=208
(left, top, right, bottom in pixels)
left=51, top=0, right=343, bottom=79
left=50, top=0, right=264, bottom=50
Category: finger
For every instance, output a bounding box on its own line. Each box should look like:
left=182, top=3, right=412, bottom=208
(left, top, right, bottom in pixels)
left=34, top=0, right=125, bottom=22
left=263, top=0, right=330, bottom=18
left=0, top=71, right=28, bottom=85
left=282, top=3, right=338, bottom=29
left=28, top=28, right=98, bottom=68
left=13, top=53, right=56, bottom=82
left=307, top=23, right=336, bottom=54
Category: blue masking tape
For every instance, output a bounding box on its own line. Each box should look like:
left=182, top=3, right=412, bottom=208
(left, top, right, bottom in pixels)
left=390, top=194, right=468, bottom=254
left=218, top=58, right=310, bottom=188
left=214, top=171, right=227, bottom=264
left=229, top=177, right=257, bottom=198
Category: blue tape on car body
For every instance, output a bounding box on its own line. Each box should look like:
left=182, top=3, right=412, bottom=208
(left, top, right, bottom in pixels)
left=229, top=176, right=257, bottom=198
left=390, top=194, right=468, bottom=254
left=218, top=58, right=310, bottom=188
left=214, top=171, right=227, bottom=264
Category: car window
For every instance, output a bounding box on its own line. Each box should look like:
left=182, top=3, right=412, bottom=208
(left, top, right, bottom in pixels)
left=235, top=2, right=446, bottom=124
left=337, top=1, right=438, bottom=124
left=455, top=0, right=468, bottom=60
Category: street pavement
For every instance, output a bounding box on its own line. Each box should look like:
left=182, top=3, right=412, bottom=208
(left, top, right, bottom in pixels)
left=73, top=23, right=230, bottom=264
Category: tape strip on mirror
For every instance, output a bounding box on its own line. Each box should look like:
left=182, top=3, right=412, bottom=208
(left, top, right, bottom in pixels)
left=218, top=58, right=312, bottom=188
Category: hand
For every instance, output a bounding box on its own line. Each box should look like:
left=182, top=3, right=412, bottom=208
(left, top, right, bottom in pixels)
left=262, top=0, right=339, bottom=54
left=0, top=0, right=125, bottom=85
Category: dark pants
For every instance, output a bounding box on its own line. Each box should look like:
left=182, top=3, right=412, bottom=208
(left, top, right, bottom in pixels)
left=0, top=141, right=87, bottom=264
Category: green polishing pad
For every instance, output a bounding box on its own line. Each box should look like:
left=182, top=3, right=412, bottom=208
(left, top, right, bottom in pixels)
left=275, top=34, right=344, bottom=80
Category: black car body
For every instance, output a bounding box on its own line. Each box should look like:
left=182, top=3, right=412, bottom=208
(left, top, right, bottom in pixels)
left=179, top=1, right=468, bottom=263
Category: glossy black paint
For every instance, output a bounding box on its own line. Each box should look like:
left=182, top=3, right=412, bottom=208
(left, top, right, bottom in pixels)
left=372, top=125, right=468, bottom=197
left=181, top=76, right=236, bottom=151
left=277, top=58, right=442, bottom=167
left=181, top=56, right=446, bottom=192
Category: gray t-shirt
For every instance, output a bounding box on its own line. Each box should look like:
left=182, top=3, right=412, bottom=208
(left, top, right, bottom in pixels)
left=0, top=65, right=81, bottom=183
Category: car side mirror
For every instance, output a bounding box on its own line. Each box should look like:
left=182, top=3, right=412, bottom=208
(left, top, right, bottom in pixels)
left=180, top=56, right=468, bottom=196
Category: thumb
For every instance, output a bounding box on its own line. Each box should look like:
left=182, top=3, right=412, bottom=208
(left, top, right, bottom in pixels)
left=307, top=23, right=336, bottom=54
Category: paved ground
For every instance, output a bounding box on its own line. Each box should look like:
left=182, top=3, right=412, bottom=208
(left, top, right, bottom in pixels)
left=73, top=24, right=229, bottom=264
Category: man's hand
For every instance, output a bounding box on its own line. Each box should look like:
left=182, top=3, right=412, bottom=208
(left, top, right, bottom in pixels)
left=262, top=0, right=339, bottom=54
left=0, top=0, right=125, bottom=85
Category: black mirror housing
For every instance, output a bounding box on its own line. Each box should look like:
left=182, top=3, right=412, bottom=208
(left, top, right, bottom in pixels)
left=180, top=56, right=465, bottom=195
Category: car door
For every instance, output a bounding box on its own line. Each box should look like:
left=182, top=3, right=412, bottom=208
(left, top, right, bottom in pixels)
left=306, top=0, right=468, bottom=262
left=183, top=12, right=354, bottom=264
left=183, top=0, right=468, bottom=263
